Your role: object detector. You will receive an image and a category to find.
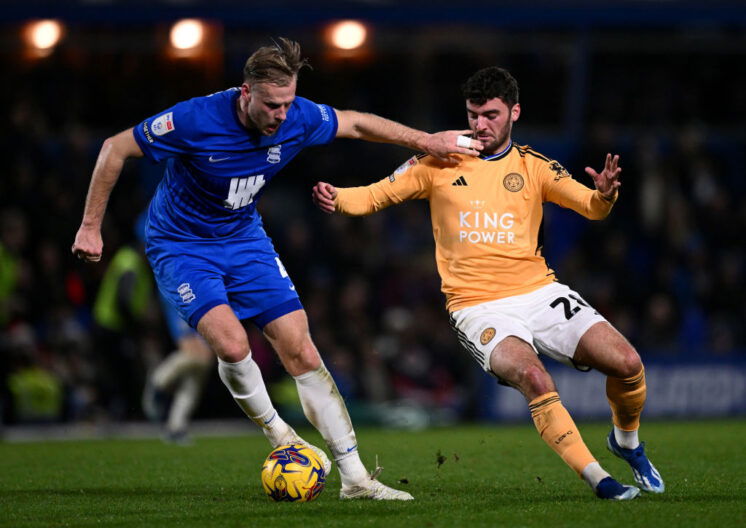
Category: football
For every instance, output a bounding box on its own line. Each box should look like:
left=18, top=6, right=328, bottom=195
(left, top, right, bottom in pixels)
left=260, top=444, right=327, bottom=502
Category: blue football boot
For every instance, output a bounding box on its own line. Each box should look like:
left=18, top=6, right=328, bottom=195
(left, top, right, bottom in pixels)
left=595, top=476, right=640, bottom=500
left=607, top=430, right=665, bottom=493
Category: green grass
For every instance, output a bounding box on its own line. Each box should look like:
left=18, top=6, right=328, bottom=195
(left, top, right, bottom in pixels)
left=1, top=420, right=745, bottom=527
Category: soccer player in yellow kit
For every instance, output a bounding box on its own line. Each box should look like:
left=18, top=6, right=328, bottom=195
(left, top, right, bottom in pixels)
left=312, top=67, right=664, bottom=500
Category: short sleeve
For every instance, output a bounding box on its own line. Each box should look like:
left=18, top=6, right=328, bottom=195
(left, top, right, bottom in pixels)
left=133, top=100, right=197, bottom=164
left=294, top=97, right=338, bottom=147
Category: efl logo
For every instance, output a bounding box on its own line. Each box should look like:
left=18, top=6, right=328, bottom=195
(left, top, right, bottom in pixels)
left=177, top=283, right=196, bottom=304
left=390, top=156, right=417, bottom=182
left=151, top=112, right=175, bottom=136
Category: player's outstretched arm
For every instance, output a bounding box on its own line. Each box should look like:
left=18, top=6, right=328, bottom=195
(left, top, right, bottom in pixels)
left=312, top=179, right=397, bottom=217
left=585, top=153, right=621, bottom=201
left=72, top=128, right=144, bottom=263
left=334, top=109, right=482, bottom=163
left=311, top=182, right=338, bottom=214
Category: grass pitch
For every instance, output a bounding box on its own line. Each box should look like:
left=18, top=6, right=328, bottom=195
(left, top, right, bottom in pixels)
left=1, top=420, right=744, bottom=527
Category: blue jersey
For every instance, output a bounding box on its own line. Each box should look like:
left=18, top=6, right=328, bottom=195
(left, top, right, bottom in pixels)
left=133, top=88, right=338, bottom=239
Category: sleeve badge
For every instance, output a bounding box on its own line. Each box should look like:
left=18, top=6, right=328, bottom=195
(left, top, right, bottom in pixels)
left=151, top=112, right=175, bottom=136
left=389, top=156, right=418, bottom=182
left=549, top=160, right=570, bottom=181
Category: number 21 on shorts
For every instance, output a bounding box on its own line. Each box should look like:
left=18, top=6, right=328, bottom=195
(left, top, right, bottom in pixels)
left=550, top=294, right=593, bottom=320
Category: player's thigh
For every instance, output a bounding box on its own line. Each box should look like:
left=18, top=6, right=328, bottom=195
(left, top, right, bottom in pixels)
left=262, top=309, right=321, bottom=376
left=449, top=299, right=545, bottom=386
left=527, top=283, right=607, bottom=371
left=196, top=304, right=250, bottom=362
left=224, top=238, right=300, bottom=324
left=573, top=322, right=641, bottom=378
left=147, top=239, right=230, bottom=330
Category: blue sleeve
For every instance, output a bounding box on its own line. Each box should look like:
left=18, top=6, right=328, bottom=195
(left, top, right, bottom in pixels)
left=132, top=100, right=198, bottom=164
left=295, top=97, right=338, bottom=147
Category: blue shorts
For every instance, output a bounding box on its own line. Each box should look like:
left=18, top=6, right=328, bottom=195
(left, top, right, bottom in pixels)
left=146, top=230, right=302, bottom=330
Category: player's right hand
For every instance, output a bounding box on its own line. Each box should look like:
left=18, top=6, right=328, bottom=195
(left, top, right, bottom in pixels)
left=71, top=226, right=103, bottom=262
left=312, top=182, right=337, bottom=214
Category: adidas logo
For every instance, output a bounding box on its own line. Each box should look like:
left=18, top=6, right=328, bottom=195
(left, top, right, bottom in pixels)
left=452, top=176, right=468, bottom=186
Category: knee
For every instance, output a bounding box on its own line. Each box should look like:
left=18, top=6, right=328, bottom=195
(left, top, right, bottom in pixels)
left=518, top=364, right=555, bottom=399
left=613, top=344, right=643, bottom=379
left=282, top=337, right=321, bottom=376
left=214, top=338, right=249, bottom=363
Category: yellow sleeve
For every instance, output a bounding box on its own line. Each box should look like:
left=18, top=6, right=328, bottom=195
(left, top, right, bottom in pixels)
left=539, top=159, right=617, bottom=220
left=335, top=155, right=433, bottom=216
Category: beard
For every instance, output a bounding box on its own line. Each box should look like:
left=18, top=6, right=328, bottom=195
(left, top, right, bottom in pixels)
left=478, top=120, right=512, bottom=155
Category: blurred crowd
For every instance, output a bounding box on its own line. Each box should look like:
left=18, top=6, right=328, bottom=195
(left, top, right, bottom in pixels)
left=1, top=35, right=743, bottom=427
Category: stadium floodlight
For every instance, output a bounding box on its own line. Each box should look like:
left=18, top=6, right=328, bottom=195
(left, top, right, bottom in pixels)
left=170, top=19, right=205, bottom=51
left=328, top=20, right=367, bottom=50
left=25, top=19, right=63, bottom=54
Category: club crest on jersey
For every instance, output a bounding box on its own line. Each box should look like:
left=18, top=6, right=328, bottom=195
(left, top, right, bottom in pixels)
left=503, top=173, right=524, bottom=192
left=480, top=327, right=496, bottom=345
left=549, top=161, right=570, bottom=181
left=151, top=112, right=175, bottom=137
left=177, top=283, right=196, bottom=304
left=267, top=145, right=282, bottom=164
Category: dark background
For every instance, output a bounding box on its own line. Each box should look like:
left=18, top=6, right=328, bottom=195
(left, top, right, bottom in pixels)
left=1, top=1, right=744, bottom=426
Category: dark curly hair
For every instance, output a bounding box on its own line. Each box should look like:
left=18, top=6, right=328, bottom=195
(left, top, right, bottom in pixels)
left=461, top=67, right=519, bottom=107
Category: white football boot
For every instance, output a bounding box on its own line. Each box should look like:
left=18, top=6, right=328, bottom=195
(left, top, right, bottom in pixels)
left=339, top=466, right=414, bottom=501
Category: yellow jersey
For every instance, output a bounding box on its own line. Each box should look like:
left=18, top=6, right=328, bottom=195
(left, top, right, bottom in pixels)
left=334, top=143, right=617, bottom=312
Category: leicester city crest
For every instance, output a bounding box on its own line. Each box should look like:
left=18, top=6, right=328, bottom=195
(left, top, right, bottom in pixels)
left=503, top=173, right=524, bottom=192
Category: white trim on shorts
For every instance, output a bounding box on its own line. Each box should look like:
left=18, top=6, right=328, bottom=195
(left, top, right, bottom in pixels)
left=449, top=282, right=607, bottom=377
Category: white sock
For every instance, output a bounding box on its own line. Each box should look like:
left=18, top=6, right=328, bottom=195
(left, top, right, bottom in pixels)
left=153, top=350, right=198, bottom=389
left=167, top=373, right=203, bottom=433
left=217, top=354, right=291, bottom=444
left=614, top=426, right=640, bottom=449
left=581, top=462, right=611, bottom=490
left=294, top=364, right=369, bottom=486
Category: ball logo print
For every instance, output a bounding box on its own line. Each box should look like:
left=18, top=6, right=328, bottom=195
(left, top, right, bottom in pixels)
left=261, top=444, right=326, bottom=502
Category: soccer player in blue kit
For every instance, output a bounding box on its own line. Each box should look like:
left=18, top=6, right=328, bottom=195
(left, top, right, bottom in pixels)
left=72, top=38, right=482, bottom=500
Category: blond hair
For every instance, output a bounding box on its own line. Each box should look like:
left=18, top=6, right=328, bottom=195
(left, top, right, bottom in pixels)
left=242, top=38, right=309, bottom=86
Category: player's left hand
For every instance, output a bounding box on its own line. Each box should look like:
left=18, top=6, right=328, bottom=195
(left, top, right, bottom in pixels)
left=312, top=182, right=338, bottom=214
left=424, top=130, right=483, bottom=164
left=585, top=153, right=621, bottom=200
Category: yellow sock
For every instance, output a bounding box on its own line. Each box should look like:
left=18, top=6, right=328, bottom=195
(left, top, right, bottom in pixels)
left=529, top=392, right=596, bottom=477
left=606, top=367, right=646, bottom=431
